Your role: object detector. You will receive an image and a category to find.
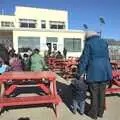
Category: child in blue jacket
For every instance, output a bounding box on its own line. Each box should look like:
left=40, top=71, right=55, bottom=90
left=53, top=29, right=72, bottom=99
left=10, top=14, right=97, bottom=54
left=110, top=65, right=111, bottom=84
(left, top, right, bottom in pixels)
left=71, top=76, right=88, bottom=115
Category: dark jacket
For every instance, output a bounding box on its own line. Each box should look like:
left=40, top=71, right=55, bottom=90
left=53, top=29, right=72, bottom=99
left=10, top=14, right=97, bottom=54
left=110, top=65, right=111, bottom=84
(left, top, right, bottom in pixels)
left=0, top=44, right=9, bottom=65
left=71, top=79, right=88, bottom=101
left=77, top=36, right=112, bottom=83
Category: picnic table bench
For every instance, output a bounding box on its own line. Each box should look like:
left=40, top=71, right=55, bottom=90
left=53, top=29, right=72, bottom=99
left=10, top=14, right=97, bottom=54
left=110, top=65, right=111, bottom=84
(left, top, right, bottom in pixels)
left=106, top=70, right=120, bottom=94
left=0, top=71, right=61, bottom=117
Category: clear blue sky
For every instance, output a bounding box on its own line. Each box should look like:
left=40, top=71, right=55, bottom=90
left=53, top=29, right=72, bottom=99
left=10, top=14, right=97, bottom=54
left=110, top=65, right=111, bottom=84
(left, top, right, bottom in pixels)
left=0, top=0, right=120, bottom=40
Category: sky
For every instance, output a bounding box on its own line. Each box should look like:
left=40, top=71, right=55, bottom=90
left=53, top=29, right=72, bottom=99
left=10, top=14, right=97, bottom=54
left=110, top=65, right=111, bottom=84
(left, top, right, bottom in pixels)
left=0, top=0, right=120, bottom=40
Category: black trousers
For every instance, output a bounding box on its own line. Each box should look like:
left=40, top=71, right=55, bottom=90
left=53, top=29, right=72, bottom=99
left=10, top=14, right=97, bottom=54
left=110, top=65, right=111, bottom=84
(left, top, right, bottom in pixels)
left=88, top=82, right=106, bottom=118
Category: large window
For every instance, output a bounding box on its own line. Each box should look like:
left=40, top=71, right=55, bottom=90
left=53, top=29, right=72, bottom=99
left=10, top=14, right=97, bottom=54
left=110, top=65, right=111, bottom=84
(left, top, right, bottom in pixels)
left=64, top=38, right=81, bottom=52
left=18, top=37, right=40, bottom=52
left=19, top=19, right=37, bottom=28
left=49, top=21, right=65, bottom=29
left=1, top=21, right=14, bottom=27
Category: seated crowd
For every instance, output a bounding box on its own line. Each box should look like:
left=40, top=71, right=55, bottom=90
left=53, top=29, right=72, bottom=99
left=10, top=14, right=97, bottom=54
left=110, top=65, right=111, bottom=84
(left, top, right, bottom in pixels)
left=0, top=46, right=65, bottom=74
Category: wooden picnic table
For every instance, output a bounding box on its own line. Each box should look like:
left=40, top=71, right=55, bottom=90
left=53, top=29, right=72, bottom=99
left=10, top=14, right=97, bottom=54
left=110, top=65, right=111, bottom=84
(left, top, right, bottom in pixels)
left=0, top=71, right=61, bottom=117
left=106, top=70, right=120, bottom=94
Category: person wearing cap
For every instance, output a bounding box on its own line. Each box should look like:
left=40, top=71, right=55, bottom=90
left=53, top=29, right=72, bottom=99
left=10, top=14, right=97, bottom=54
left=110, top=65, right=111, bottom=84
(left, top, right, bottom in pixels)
left=75, top=33, right=112, bottom=119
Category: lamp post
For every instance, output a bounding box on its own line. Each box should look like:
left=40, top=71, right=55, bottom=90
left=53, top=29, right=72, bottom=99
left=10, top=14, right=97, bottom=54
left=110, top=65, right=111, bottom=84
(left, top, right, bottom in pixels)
left=83, top=24, right=88, bottom=39
left=99, top=17, right=105, bottom=38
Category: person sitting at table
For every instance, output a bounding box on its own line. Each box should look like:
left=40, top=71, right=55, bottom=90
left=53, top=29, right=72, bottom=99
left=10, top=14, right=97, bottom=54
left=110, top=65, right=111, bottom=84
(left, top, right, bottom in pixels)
left=9, top=53, right=23, bottom=71
left=30, top=48, right=47, bottom=71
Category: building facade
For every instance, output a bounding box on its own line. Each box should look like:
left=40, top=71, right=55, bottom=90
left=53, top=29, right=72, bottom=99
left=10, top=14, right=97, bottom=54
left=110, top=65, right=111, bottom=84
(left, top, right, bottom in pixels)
left=0, top=6, right=88, bottom=58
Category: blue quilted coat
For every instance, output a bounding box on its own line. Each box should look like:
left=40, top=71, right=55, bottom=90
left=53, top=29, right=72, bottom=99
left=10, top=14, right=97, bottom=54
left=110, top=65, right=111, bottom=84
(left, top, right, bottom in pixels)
left=77, top=36, right=112, bottom=83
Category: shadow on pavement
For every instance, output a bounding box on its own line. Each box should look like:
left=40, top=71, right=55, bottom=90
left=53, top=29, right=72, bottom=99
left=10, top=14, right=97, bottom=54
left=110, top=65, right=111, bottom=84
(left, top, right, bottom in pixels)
left=56, top=81, right=73, bottom=112
left=56, top=81, right=91, bottom=114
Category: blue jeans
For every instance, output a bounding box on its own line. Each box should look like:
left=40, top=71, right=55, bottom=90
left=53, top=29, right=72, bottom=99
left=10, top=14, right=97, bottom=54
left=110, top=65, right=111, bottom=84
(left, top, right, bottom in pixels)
left=73, top=99, right=85, bottom=114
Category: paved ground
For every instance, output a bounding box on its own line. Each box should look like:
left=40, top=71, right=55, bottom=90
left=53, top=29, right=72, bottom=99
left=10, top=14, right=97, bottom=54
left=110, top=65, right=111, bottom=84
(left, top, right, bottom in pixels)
left=0, top=75, right=120, bottom=120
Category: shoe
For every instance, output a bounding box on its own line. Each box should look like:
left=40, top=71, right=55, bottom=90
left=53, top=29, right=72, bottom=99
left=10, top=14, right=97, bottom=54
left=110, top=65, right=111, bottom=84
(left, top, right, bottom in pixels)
left=98, top=114, right=103, bottom=118
left=72, top=108, right=77, bottom=114
left=71, top=106, right=77, bottom=114
left=91, top=116, right=98, bottom=120
left=77, top=108, right=84, bottom=115
left=87, top=112, right=97, bottom=120
left=80, top=112, right=84, bottom=115
left=70, top=104, right=77, bottom=114
left=93, top=118, right=97, bottom=120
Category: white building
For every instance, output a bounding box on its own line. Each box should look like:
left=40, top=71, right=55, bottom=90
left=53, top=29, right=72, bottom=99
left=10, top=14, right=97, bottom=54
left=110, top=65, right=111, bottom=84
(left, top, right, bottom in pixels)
left=0, top=6, right=94, bottom=58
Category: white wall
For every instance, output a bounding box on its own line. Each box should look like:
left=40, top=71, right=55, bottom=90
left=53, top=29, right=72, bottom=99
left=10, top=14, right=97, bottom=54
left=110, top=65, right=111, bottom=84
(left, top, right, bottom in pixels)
left=15, top=6, right=68, bottom=30
left=13, top=30, right=85, bottom=58
left=0, top=15, right=15, bottom=27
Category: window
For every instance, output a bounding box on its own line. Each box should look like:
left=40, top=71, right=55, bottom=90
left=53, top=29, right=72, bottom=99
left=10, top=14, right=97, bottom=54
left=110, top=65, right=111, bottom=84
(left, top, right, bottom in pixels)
left=51, top=24, right=57, bottom=29
left=19, top=19, right=36, bottom=28
left=64, top=38, right=81, bottom=52
left=109, top=45, right=120, bottom=60
left=1, top=21, right=14, bottom=27
left=49, top=21, right=65, bottom=29
left=47, top=37, right=58, bottom=43
left=18, top=37, right=40, bottom=52
left=41, top=20, right=46, bottom=29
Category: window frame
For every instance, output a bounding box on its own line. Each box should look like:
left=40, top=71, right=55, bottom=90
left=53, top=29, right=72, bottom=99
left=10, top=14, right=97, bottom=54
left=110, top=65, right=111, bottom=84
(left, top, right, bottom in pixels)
left=18, top=37, right=40, bottom=52
left=64, top=38, right=81, bottom=52
left=19, top=19, right=37, bottom=28
left=49, top=21, right=65, bottom=29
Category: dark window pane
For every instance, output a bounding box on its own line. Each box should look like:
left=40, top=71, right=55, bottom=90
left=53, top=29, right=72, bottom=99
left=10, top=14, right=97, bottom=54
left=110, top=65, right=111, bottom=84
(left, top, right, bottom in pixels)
left=50, top=25, right=57, bottom=29
left=64, top=38, right=81, bottom=52
left=64, top=38, right=73, bottom=52
left=41, top=24, right=46, bottom=28
left=20, top=23, right=28, bottom=27
left=73, top=39, right=81, bottom=52
left=58, top=25, right=64, bottom=29
left=29, top=23, right=36, bottom=28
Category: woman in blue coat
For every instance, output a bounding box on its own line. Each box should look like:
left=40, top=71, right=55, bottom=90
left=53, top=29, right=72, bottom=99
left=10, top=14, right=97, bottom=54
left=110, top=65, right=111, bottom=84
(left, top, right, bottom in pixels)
left=76, top=34, right=112, bottom=119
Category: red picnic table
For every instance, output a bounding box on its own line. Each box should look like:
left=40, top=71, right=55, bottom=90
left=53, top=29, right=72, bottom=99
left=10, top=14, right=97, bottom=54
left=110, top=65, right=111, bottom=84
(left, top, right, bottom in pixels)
left=106, top=70, right=120, bottom=94
left=0, top=71, right=61, bottom=117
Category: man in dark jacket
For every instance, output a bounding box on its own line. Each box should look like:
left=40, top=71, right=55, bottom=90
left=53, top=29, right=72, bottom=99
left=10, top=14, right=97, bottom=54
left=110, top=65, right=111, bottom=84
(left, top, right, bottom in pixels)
left=76, top=33, right=112, bottom=119
left=0, top=44, right=9, bottom=65
left=63, top=47, right=67, bottom=59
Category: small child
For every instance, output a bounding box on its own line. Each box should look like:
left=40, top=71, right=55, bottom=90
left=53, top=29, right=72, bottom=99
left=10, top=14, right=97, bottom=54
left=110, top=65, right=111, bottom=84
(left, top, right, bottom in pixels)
left=71, top=77, right=88, bottom=115
left=0, top=58, right=9, bottom=74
